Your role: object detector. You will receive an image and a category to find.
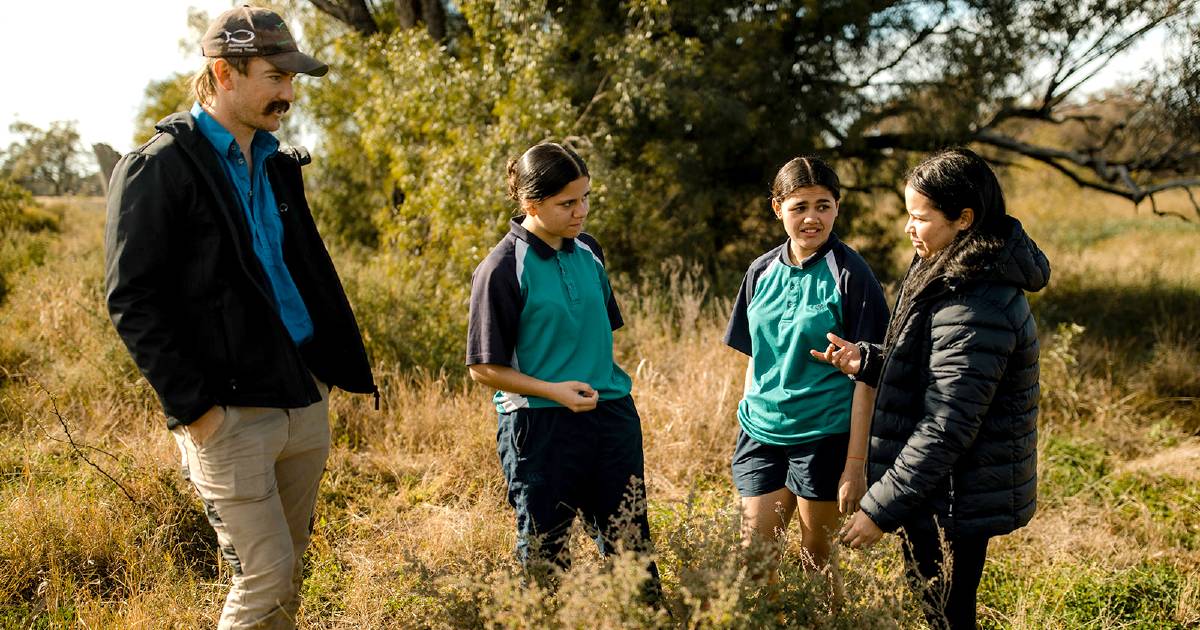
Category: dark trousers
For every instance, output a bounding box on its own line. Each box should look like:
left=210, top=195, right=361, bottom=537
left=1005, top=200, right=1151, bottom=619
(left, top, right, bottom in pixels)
left=900, top=524, right=991, bottom=630
left=497, top=395, right=660, bottom=592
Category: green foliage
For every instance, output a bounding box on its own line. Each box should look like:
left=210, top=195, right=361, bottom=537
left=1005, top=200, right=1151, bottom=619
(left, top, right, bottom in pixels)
left=0, top=121, right=96, bottom=196
left=300, top=0, right=911, bottom=369
left=1040, top=434, right=1109, bottom=504
left=1106, top=472, right=1200, bottom=551
left=0, top=179, right=61, bottom=306
left=980, top=558, right=1190, bottom=629
left=0, top=178, right=34, bottom=231
left=132, top=73, right=193, bottom=147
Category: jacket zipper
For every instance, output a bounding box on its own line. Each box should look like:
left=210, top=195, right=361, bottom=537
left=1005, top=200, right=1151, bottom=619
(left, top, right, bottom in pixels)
left=947, top=474, right=956, bottom=526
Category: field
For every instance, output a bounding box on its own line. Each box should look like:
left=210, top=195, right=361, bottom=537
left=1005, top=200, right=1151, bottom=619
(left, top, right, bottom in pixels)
left=0, top=168, right=1198, bottom=628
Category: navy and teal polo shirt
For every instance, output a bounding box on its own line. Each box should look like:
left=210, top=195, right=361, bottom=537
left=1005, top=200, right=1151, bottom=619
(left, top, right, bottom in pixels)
left=724, top=234, right=888, bottom=446
left=466, top=218, right=632, bottom=413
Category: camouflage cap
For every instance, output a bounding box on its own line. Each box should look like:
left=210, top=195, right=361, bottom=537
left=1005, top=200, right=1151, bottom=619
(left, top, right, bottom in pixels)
left=201, top=5, right=328, bottom=77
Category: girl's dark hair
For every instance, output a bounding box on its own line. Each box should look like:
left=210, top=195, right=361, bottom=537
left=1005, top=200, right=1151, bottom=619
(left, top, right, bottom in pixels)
left=885, top=148, right=1012, bottom=350
left=907, top=147, right=1007, bottom=235
left=506, top=142, right=589, bottom=203
left=771, top=156, right=841, bottom=202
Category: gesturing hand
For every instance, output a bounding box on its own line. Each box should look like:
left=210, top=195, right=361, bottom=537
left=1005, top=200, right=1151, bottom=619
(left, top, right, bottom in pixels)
left=810, top=332, right=862, bottom=376
left=548, top=381, right=599, bottom=412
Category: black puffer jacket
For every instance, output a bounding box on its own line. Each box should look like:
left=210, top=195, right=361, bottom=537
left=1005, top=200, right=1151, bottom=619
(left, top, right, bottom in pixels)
left=105, top=113, right=376, bottom=429
left=856, top=216, right=1049, bottom=537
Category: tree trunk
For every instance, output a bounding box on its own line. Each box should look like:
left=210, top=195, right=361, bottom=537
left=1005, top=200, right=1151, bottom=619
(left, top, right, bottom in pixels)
left=395, top=0, right=418, bottom=30
left=420, top=0, right=446, bottom=42
left=93, top=143, right=121, bottom=195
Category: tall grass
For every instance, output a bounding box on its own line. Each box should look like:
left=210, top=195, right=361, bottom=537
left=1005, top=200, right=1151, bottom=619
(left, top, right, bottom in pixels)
left=0, top=169, right=1197, bottom=628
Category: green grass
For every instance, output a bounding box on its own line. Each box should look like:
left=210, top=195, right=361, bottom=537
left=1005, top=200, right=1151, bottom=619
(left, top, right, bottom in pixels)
left=1039, top=433, right=1110, bottom=504
left=981, top=558, right=1189, bottom=629
left=1106, top=472, right=1200, bottom=551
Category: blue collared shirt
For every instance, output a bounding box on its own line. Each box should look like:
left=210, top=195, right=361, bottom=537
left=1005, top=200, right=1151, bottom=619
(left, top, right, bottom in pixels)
left=191, top=103, right=314, bottom=345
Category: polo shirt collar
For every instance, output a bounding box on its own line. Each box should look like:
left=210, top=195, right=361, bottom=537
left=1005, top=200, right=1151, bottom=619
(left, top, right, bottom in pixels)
left=778, top=232, right=841, bottom=269
left=509, top=216, right=576, bottom=259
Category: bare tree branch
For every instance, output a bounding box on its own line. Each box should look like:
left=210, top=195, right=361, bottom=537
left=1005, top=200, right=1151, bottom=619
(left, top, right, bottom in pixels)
left=573, top=73, right=611, bottom=133
left=848, top=2, right=951, bottom=89
left=35, top=381, right=143, bottom=507
left=974, top=129, right=1200, bottom=210
left=1147, top=193, right=1191, bottom=220
left=1052, top=19, right=1169, bottom=105
left=309, top=0, right=378, bottom=36
left=1186, top=187, right=1200, bottom=219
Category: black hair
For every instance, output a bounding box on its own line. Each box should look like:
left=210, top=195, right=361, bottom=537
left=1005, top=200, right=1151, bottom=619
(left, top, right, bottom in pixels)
left=771, top=156, right=841, bottom=202
left=906, top=147, right=1007, bottom=235
left=885, top=148, right=1012, bottom=350
left=506, top=142, right=589, bottom=203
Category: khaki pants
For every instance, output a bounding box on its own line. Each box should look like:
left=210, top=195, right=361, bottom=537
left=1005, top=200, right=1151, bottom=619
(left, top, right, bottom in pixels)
left=173, top=381, right=330, bottom=630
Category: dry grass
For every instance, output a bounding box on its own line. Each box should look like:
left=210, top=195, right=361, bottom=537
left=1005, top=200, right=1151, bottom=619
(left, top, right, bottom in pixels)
left=1, top=169, right=1198, bottom=628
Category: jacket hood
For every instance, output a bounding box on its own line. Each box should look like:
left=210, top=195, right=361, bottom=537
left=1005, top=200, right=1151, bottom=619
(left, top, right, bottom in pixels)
left=942, top=216, right=1050, bottom=293
left=155, top=112, right=199, bottom=137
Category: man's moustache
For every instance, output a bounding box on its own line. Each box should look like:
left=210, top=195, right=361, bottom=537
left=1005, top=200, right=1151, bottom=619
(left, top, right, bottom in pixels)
left=265, top=101, right=291, bottom=115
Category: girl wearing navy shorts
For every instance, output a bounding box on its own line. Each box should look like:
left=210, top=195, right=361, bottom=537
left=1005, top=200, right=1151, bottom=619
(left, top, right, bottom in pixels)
left=466, top=142, right=660, bottom=594
left=724, top=157, right=889, bottom=592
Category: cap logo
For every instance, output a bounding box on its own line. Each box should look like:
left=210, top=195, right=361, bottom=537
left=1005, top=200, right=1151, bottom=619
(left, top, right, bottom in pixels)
left=221, top=29, right=258, bottom=52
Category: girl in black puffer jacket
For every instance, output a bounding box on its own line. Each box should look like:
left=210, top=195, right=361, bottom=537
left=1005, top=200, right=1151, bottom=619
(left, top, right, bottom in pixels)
left=814, top=148, right=1050, bottom=629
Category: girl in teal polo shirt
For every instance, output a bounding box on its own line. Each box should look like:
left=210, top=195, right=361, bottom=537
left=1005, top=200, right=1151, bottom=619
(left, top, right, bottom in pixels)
left=724, top=156, right=888, bottom=596
left=466, top=142, right=659, bottom=596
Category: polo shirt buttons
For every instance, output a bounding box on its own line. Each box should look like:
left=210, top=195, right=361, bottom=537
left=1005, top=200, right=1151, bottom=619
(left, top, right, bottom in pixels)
left=786, top=275, right=800, bottom=311
left=556, top=254, right=580, bottom=304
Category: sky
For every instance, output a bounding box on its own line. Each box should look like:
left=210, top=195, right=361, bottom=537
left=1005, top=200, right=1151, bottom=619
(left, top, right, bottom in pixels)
left=0, top=1, right=238, bottom=154
left=0, top=2, right=1176, bottom=157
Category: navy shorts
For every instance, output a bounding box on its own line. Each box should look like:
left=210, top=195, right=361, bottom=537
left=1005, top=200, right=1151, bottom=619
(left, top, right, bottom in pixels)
left=731, top=428, right=850, bottom=500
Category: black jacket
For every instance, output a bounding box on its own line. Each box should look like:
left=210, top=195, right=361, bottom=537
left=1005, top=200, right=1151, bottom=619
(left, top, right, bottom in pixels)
left=856, top=217, right=1049, bottom=538
left=105, top=112, right=376, bottom=429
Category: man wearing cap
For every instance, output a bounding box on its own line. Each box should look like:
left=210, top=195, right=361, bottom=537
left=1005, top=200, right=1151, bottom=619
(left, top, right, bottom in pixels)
left=104, top=6, right=376, bottom=628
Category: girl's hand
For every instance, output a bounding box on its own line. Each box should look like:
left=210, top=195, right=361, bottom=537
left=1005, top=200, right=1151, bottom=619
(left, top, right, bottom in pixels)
left=548, top=381, right=599, bottom=412
left=837, top=465, right=867, bottom=515
left=840, top=510, right=884, bottom=549
left=810, top=332, right=862, bottom=376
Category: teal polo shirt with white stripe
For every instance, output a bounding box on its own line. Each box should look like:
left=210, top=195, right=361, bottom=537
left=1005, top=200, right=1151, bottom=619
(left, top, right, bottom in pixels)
left=724, top=234, right=888, bottom=446
left=466, top=217, right=632, bottom=413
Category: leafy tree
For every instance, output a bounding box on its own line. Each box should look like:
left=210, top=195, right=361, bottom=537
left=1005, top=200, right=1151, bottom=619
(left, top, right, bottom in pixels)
left=289, top=0, right=1198, bottom=370
left=0, top=121, right=96, bottom=196
left=0, top=178, right=34, bottom=231
left=133, top=74, right=193, bottom=147
left=129, top=0, right=1196, bottom=369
